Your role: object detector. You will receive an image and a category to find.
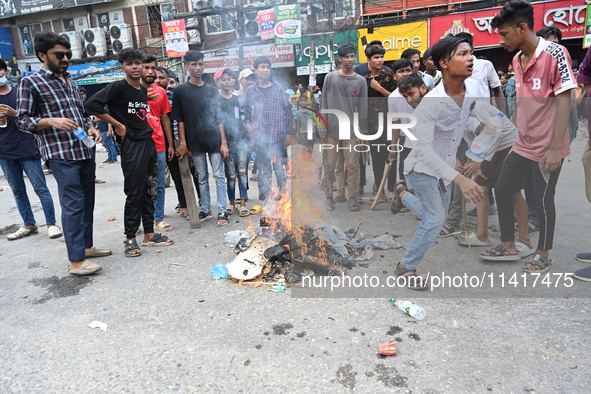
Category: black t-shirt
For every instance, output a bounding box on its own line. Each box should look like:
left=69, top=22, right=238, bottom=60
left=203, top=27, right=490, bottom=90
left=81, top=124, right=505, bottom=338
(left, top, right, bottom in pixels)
left=85, top=80, right=153, bottom=141
left=218, top=93, right=246, bottom=147
left=0, top=88, right=40, bottom=160
left=170, top=82, right=222, bottom=153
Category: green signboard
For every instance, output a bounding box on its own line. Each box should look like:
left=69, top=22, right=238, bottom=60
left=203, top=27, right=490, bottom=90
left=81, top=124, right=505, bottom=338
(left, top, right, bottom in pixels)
left=294, top=31, right=359, bottom=75
left=274, top=4, right=301, bottom=45
left=585, top=4, right=591, bottom=48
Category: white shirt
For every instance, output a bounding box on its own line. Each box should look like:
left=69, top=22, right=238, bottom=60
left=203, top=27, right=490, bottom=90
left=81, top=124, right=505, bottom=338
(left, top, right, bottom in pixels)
left=464, top=101, right=517, bottom=161
left=404, top=78, right=479, bottom=185
left=388, top=88, right=415, bottom=148
left=469, top=58, right=501, bottom=102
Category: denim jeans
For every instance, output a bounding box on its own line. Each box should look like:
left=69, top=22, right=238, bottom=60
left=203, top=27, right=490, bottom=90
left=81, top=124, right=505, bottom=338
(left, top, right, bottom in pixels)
left=399, top=170, right=452, bottom=271
left=0, top=158, right=57, bottom=226
left=154, top=151, right=167, bottom=222
left=100, top=131, right=118, bottom=162
left=225, top=143, right=249, bottom=201
left=255, top=142, right=287, bottom=203
left=192, top=151, right=227, bottom=214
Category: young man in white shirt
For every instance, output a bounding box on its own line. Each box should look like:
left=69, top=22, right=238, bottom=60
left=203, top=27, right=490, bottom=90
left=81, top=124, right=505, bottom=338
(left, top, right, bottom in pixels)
left=390, top=34, right=485, bottom=289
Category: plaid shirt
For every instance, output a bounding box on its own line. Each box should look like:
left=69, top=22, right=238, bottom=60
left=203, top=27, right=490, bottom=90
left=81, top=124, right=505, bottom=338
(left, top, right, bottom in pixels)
left=244, top=81, right=293, bottom=143
left=16, top=68, right=94, bottom=161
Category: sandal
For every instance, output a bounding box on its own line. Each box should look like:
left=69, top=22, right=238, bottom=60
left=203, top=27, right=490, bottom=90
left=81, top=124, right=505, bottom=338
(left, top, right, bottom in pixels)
left=522, top=254, right=553, bottom=273
left=249, top=204, right=263, bottom=215
left=438, top=223, right=462, bottom=238
left=154, top=221, right=172, bottom=232
left=390, top=180, right=407, bottom=215
left=175, top=203, right=181, bottom=212
left=227, top=204, right=236, bottom=215
left=239, top=205, right=249, bottom=217
left=348, top=199, right=360, bottom=212
left=325, top=199, right=334, bottom=211
left=458, top=232, right=492, bottom=247
left=369, top=194, right=387, bottom=205
left=395, top=263, right=429, bottom=291
left=217, top=212, right=229, bottom=227
left=480, top=244, right=521, bottom=261
left=515, top=241, right=535, bottom=258
left=179, top=210, right=190, bottom=220
left=141, top=233, right=174, bottom=247
left=124, top=239, right=142, bottom=257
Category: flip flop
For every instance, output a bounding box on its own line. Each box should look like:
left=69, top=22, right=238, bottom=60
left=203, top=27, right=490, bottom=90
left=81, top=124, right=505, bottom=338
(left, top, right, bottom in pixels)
left=249, top=204, right=263, bottom=214
left=438, top=223, right=462, bottom=238
left=154, top=221, right=173, bottom=232
left=348, top=200, right=361, bottom=212
left=458, top=232, right=492, bottom=247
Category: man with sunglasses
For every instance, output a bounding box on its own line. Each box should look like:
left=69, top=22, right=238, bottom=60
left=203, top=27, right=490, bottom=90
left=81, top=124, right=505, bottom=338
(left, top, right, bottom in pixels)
left=16, top=32, right=110, bottom=276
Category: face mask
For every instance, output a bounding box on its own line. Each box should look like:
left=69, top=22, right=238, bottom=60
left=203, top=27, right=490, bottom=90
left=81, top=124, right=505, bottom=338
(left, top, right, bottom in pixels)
left=0, top=77, right=7, bottom=86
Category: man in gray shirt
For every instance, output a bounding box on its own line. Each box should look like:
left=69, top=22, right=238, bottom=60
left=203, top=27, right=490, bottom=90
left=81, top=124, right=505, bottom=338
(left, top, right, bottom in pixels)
left=320, top=42, right=368, bottom=212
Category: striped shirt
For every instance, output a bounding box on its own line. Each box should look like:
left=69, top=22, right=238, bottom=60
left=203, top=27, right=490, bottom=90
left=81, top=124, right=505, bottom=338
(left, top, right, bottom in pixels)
left=244, top=81, right=293, bottom=144
left=16, top=68, right=94, bottom=161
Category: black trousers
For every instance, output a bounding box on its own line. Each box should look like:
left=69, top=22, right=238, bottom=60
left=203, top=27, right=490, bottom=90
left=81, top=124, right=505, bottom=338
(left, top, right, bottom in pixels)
left=121, top=138, right=158, bottom=239
left=495, top=151, right=563, bottom=251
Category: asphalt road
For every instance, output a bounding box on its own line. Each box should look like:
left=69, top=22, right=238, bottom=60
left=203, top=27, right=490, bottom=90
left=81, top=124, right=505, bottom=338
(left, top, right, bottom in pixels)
left=1, top=136, right=590, bottom=393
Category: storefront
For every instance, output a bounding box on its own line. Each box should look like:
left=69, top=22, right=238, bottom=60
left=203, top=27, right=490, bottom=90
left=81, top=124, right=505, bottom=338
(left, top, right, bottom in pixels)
left=429, top=0, right=589, bottom=69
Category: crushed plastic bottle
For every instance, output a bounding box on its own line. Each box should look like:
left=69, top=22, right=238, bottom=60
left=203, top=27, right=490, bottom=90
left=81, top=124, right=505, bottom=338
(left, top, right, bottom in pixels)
left=224, top=230, right=251, bottom=244
left=389, top=297, right=426, bottom=320
left=73, top=127, right=96, bottom=148
left=466, top=113, right=504, bottom=162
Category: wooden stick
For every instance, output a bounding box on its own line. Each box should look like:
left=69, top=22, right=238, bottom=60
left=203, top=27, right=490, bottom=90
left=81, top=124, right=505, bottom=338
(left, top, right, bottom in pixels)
left=371, top=161, right=392, bottom=211
left=175, top=141, right=201, bottom=228
left=462, top=194, right=471, bottom=248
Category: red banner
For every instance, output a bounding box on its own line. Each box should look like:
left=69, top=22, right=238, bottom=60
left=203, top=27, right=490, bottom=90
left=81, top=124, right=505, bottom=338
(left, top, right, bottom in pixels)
left=430, top=0, right=587, bottom=48
left=161, top=19, right=189, bottom=58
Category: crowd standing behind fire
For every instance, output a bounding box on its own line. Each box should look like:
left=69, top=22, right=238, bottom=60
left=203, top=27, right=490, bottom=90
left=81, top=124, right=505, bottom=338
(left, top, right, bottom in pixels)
left=1, top=0, right=590, bottom=282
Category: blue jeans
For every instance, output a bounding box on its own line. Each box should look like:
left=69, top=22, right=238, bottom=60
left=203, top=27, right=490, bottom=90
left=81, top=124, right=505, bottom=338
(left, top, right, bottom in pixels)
left=192, top=151, right=227, bottom=214
left=100, top=131, right=118, bottom=161
left=154, top=151, right=167, bottom=222
left=0, top=158, right=57, bottom=226
left=48, top=159, right=95, bottom=262
left=225, top=143, right=249, bottom=201
left=400, top=171, right=452, bottom=271
left=256, top=142, right=287, bottom=203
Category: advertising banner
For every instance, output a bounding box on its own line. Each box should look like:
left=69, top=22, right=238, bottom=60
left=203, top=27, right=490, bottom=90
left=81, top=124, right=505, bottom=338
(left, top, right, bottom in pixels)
left=203, top=44, right=294, bottom=72
left=357, top=21, right=428, bottom=61
left=274, top=4, right=301, bottom=45
left=295, top=31, right=359, bottom=75
left=430, top=0, right=588, bottom=48
left=161, top=20, right=190, bottom=58
left=0, top=0, right=116, bottom=19
left=585, top=4, right=591, bottom=48
left=258, top=9, right=275, bottom=41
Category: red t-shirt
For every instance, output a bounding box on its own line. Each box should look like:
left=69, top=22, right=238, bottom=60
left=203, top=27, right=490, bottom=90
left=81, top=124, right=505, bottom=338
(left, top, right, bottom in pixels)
left=146, top=84, right=172, bottom=153
left=512, top=37, right=576, bottom=162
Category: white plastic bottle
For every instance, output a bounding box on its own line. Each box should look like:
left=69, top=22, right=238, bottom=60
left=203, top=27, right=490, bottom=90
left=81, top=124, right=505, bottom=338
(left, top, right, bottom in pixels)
left=466, top=113, right=504, bottom=162
left=73, top=127, right=96, bottom=148
left=389, top=297, right=426, bottom=320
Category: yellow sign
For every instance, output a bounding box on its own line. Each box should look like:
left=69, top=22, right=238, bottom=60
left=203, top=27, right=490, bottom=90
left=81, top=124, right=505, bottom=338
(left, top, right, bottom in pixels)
left=357, top=21, right=428, bottom=61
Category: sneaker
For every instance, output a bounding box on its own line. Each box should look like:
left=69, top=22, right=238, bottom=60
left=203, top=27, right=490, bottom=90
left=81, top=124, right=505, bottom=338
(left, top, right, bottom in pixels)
left=576, top=252, right=591, bottom=263
left=198, top=211, right=213, bottom=221
left=7, top=226, right=38, bottom=240
left=47, top=225, right=63, bottom=239
left=102, top=159, right=112, bottom=164
left=573, top=266, right=591, bottom=282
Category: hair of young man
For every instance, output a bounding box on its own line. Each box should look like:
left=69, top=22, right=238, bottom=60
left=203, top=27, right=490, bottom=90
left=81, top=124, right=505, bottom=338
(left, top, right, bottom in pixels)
left=34, top=32, right=71, bottom=62
left=337, top=42, right=356, bottom=58
left=391, top=58, right=413, bottom=73
left=498, top=67, right=505, bottom=73
left=364, top=40, right=386, bottom=58
left=184, top=50, right=204, bottom=63
left=431, top=35, right=473, bottom=71
left=334, top=57, right=342, bottom=68
left=118, top=48, right=144, bottom=65
left=0, top=59, right=7, bottom=70
left=400, top=48, right=421, bottom=60
left=222, top=69, right=234, bottom=79
left=156, top=66, right=169, bottom=77
left=254, top=56, right=272, bottom=69
left=142, top=54, right=157, bottom=64
left=491, top=0, right=534, bottom=30
left=79, top=87, right=87, bottom=94
left=536, top=26, right=562, bottom=41
left=500, top=73, right=509, bottom=80
left=454, top=32, right=474, bottom=48
left=398, top=73, right=426, bottom=93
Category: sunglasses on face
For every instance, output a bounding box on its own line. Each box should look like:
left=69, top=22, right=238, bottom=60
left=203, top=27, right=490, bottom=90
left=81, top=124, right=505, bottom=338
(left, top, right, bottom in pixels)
left=50, top=51, right=73, bottom=60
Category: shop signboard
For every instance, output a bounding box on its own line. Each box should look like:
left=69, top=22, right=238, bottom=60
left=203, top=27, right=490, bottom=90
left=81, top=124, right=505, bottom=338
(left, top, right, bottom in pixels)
left=295, top=31, right=359, bottom=75
left=357, top=21, right=428, bottom=61
left=203, top=44, right=294, bottom=72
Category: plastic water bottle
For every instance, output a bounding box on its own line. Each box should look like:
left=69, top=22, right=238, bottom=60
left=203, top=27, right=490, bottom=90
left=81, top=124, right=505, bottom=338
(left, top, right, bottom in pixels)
left=389, top=297, right=426, bottom=320
left=73, top=127, right=96, bottom=148
left=466, top=113, right=504, bottom=162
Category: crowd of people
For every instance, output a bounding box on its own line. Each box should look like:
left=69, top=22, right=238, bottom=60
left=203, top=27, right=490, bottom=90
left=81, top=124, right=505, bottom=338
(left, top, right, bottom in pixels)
left=1, top=0, right=590, bottom=284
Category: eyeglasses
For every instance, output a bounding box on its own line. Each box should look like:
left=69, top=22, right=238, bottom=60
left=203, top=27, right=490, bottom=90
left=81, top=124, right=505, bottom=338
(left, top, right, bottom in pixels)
left=50, top=51, right=73, bottom=60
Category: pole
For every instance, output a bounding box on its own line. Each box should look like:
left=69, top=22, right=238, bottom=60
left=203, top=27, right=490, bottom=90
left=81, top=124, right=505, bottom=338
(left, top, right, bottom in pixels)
left=309, top=38, right=316, bottom=90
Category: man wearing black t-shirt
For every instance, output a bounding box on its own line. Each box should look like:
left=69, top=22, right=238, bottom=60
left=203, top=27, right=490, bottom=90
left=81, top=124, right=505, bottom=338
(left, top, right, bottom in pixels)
left=86, top=49, right=174, bottom=257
